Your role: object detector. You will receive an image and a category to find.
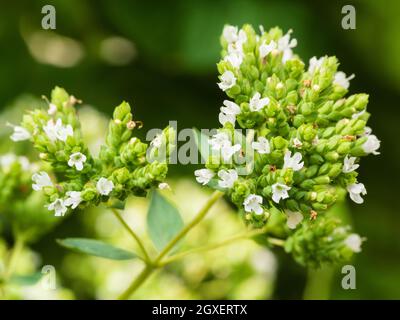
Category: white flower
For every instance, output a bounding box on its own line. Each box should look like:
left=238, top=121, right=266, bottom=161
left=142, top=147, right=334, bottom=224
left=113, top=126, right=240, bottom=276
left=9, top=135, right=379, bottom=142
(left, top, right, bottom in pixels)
left=43, top=119, right=73, bottom=142
left=68, top=152, right=87, bottom=171
left=96, top=177, right=114, bottom=196
left=47, top=198, right=67, bottom=217
left=218, top=71, right=236, bottom=91
left=249, top=92, right=270, bottom=112
left=342, top=155, right=359, bottom=173
left=308, top=56, right=324, bottom=74
left=8, top=123, right=31, bottom=141
left=347, top=183, right=367, bottom=204
left=283, top=150, right=304, bottom=171
left=362, top=126, right=372, bottom=136
left=48, top=103, right=57, bottom=115
left=271, top=182, right=291, bottom=203
left=244, top=194, right=263, bottom=215
left=277, top=31, right=297, bottom=63
left=293, top=138, right=303, bottom=149
left=252, top=137, right=270, bottom=154
left=32, top=171, right=53, bottom=191
left=209, top=132, right=230, bottom=150
left=64, top=191, right=82, bottom=209
left=286, top=210, right=303, bottom=229
left=194, top=168, right=215, bottom=185
left=219, top=100, right=241, bottom=126
left=18, top=156, right=31, bottom=171
left=223, top=25, right=239, bottom=43
left=224, top=50, right=243, bottom=69
left=221, top=142, right=241, bottom=161
left=217, top=169, right=238, bottom=189
left=333, top=71, right=355, bottom=89
left=158, top=182, right=171, bottom=190
left=259, top=40, right=276, bottom=59
left=344, top=233, right=363, bottom=253
left=150, top=134, right=163, bottom=148
left=362, top=134, right=380, bottom=155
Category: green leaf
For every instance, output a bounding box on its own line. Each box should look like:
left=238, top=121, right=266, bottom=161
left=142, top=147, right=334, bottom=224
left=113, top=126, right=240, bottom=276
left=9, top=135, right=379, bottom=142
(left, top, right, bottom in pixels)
left=9, top=272, right=43, bottom=286
left=147, top=190, right=184, bottom=251
left=57, top=238, right=137, bottom=260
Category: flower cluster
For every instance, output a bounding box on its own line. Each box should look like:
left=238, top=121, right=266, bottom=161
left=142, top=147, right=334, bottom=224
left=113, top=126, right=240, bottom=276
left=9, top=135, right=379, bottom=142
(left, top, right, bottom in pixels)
left=11, top=87, right=175, bottom=216
left=195, top=24, right=378, bottom=264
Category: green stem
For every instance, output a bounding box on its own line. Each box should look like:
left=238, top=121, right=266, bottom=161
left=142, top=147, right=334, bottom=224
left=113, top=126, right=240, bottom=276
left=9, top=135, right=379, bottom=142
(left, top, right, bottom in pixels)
left=268, top=237, right=286, bottom=247
left=111, top=208, right=150, bottom=262
left=117, top=190, right=223, bottom=299
left=159, top=227, right=268, bottom=266
left=303, top=266, right=335, bottom=300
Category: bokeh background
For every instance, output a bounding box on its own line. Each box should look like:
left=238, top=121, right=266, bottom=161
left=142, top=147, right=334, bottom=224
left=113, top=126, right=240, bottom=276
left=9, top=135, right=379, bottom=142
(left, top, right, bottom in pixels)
left=0, top=0, right=399, bottom=299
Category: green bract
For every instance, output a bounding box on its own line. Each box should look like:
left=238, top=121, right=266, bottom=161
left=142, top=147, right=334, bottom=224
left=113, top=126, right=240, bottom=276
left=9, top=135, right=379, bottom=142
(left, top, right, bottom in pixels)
left=15, top=87, right=175, bottom=216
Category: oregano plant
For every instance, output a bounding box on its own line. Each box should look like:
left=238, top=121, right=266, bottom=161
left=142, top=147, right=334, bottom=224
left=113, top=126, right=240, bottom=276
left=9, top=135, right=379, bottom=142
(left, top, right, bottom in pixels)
left=5, top=24, right=380, bottom=299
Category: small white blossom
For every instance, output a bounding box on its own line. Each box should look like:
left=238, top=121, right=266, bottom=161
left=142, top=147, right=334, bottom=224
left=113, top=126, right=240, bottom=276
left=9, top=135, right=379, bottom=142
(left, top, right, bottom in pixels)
left=43, top=119, right=73, bottom=142
left=96, top=177, right=114, bottom=196
left=362, top=126, right=372, bottom=136
left=219, top=100, right=240, bottom=126
left=217, top=169, right=238, bottom=189
left=150, top=134, right=163, bottom=148
left=283, top=150, right=304, bottom=171
left=209, top=132, right=230, bottom=150
left=219, top=112, right=236, bottom=126
left=194, top=168, right=215, bottom=185
left=259, top=40, right=276, bottom=59
left=252, top=137, right=270, bottom=154
left=8, top=123, right=31, bottom=141
left=47, top=198, right=67, bottom=217
left=223, top=25, right=239, bottom=43
left=218, top=71, right=236, bottom=91
left=308, top=56, right=324, bottom=74
left=32, top=171, right=53, bottom=191
left=347, top=183, right=367, bottom=204
left=48, top=103, right=57, bottom=115
left=362, top=134, right=380, bottom=155
left=278, top=30, right=297, bottom=63
left=342, top=155, right=359, bottom=173
left=68, top=152, right=87, bottom=171
left=333, top=71, right=355, bottom=90
left=344, top=233, right=363, bottom=252
left=64, top=191, right=82, bottom=209
left=221, top=141, right=241, bottom=162
left=271, top=183, right=291, bottom=203
left=158, top=182, right=170, bottom=190
left=224, top=50, right=243, bottom=69
left=243, top=194, right=263, bottom=215
left=286, top=210, right=303, bottom=229
left=293, top=138, right=303, bottom=149
left=249, top=92, right=270, bottom=112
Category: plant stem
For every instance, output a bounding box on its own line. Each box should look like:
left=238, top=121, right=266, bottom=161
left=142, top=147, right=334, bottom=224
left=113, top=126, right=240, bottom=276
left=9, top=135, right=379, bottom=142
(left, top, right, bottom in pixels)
left=117, top=190, right=223, bottom=299
left=303, top=266, right=334, bottom=300
left=111, top=208, right=150, bottom=262
left=117, top=264, right=155, bottom=300
left=268, top=237, right=286, bottom=247
left=159, top=227, right=268, bottom=266
left=154, top=190, right=223, bottom=264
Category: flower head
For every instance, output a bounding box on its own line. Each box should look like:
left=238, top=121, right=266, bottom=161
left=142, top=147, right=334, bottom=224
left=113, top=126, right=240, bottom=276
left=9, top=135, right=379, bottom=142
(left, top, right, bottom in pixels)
left=96, top=177, right=114, bottom=196
left=47, top=198, right=67, bottom=217
left=344, top=233, right=363, bottom=252
left=64, top=191, right=82, bottom=209
left=68, top=152, right=87, bottom=171
left=283, top=150, right=304, bottom=171
left=8, top=123, right=31, bottom=141
left=362, top=134, right=380, bottom=155
left=217, top=169, right=238, bottom=189
left=286, top=210, right=303, bottom=229
left=272, top=183, right=291, bottom=203
left=218, top=71, right=236, bottom=91
left=347, top=183, right=367, bottom=204
left=209, top=132, right=230, bottom=150
left=333, top=71, right=355, bottom=89
left=194, top=169, right=215, bottom=185
left=249, top=92, right=270, bottom=112
left=259, top=40, right=276, bottom=59
left=342, top=155, right=359, bottom=173
left=32, top=171, right=53, bottom=191
left=308, top=56, right=324, bottom=74
left=252, top=137, right=270, bottom=154
left=243, top=194, right=263, bottom=215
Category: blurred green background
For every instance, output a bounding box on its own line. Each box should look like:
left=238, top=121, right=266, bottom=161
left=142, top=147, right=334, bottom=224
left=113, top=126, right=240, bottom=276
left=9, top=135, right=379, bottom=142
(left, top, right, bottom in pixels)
left=0, top=0, right=399, bottom=299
